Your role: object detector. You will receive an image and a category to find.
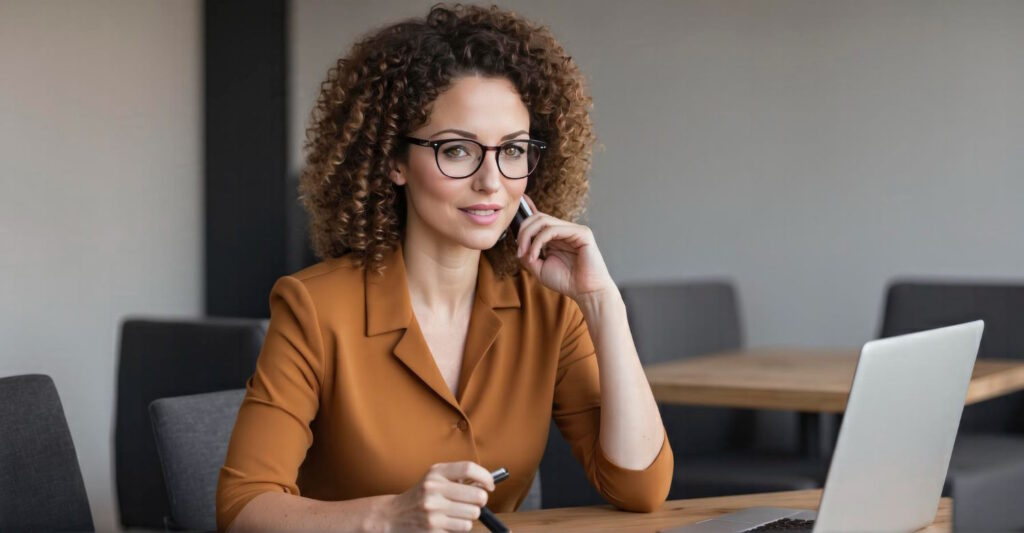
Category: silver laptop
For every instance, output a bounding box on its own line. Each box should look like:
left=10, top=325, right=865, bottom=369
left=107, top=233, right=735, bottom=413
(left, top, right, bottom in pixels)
left=663, top=320, right=984, bottom=533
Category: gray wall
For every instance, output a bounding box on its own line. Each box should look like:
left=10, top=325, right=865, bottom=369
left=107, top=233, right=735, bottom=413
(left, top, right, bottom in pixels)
left=292, top=0, right=1024, bottom=348
left=0, top=1, right=202, bottom=530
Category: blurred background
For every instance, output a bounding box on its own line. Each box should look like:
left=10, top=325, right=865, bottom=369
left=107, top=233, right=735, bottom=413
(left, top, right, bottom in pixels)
left=2, top=1, right=1022, bottom=530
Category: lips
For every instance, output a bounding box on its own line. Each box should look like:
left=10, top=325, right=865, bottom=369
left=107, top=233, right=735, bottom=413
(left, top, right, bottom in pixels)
left=459, top=204, right=502, bottom=225
left=461, top=203, right=503, bottom=212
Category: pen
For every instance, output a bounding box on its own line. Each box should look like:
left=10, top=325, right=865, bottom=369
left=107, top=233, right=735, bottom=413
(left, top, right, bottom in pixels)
left=479, top=468, right=510, bottom=533
left=479, top=507, right=508, bottom=533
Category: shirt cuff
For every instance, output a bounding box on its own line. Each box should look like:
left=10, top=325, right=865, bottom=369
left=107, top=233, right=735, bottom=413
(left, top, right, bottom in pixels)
left=592, top=431, right=674, bottom=513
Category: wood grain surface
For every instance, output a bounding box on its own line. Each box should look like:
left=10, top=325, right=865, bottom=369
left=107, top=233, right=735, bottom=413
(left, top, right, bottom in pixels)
left=645, top=348, right=1024, bottom=412
left=474, top=489, right=951, bottom=532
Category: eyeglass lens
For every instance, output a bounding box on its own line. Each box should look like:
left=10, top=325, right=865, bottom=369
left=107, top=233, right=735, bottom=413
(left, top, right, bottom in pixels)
left=436, top=140, right=541, bottom=179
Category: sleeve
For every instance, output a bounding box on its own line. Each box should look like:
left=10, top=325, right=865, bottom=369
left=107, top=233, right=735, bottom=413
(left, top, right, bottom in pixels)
left=216, top=276, right=326, bottom=531
left=551, top=297, right=674, bottom=513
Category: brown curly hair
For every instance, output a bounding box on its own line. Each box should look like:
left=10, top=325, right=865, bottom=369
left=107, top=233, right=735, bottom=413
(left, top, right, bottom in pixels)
left=299, top=3, right=595, bottom=278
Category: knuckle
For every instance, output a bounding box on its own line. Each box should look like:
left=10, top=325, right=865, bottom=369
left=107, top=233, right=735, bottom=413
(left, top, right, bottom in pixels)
left=421, top=493, right=440, bottom=511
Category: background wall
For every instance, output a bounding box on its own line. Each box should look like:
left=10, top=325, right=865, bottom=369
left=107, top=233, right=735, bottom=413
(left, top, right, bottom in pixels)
left=0, top=1, right=202, bottom=530
left=2, top=0, right=1022, bottom=530
left=291, top=0, right=1024, bottom=348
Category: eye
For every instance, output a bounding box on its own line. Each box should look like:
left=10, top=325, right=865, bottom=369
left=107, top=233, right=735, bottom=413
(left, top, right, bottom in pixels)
left=501, top=143, right=526, bottom=157
left=441, top=143, right=472, bottom=159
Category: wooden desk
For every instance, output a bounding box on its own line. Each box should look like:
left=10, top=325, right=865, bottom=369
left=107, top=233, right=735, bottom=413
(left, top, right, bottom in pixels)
left=475, top=489, right=951, bottom=532
left=645, top=348, right=1024, bottom=413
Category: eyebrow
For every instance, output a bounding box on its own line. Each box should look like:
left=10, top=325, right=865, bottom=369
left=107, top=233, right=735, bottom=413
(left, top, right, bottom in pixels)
left=430, top=128, right=530, bottom=142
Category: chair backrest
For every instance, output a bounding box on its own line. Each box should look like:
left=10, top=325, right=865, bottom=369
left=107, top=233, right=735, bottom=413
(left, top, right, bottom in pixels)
left=519, top=471, right=542, bottom=511
left=621, top=280, right=764, bottom=446
left=150, top=389, right=246, bottom=531
left=620, top=280, right=743, bottom=365
left=880, top=280, right=1024, bottom=433
left=541, top=281, right=771, bottom=508
left=115, top=317, right=266, bottom=528
left=0, top=374, right=94, bottom=532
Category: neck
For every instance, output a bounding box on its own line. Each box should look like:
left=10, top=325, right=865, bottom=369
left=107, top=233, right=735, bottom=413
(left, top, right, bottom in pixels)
left=401, top=224, right=480, bottom=321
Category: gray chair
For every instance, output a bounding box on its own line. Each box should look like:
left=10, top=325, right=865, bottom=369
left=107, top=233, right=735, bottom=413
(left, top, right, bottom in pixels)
left=115, top=317, right=266, bottom=529
left=520, top=473, right=542, bottom=511
left=150, top=388, right=246, bottom=531
left=880, top=280, right=1024, bottom=532
left=623, top=281, right=823, bottom=500
left=539, top=281, right=821, bottom=508
left=0, top=374, right=94, bottom=532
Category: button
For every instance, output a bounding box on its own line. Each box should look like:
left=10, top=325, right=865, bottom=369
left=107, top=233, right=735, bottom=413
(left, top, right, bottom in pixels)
left=456, top=419, right=469, bottom=432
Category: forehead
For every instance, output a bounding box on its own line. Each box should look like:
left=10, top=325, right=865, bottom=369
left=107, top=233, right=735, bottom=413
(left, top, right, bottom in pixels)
left=425, top=76, right=530, bottom=135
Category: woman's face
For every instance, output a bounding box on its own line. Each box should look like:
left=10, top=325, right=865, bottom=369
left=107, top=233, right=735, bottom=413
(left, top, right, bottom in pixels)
left=392, top=75, right=531, bottom=253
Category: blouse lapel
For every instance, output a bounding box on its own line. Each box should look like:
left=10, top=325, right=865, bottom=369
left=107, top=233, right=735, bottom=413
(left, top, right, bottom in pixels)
left=365, top=244, right=460, bottom=411
left=365, top=244, right=522, bottom=410
left=456, top=255, right=521, bottom=401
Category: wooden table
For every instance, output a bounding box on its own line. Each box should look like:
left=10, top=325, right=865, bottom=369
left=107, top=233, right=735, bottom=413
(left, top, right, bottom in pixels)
left=473, top=489, right=951, bottom=532
left=644, top=347, right=1024, bottom=455
left=645, top=347, right=1024, bottom=413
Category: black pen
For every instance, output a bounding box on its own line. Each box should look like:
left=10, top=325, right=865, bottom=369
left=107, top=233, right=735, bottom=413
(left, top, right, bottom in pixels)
left=479, top=468, right=510, bottom=533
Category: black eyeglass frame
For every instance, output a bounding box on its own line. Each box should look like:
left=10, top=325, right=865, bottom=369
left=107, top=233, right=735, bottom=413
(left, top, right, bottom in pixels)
left=402, top=135, right=547, bottom=179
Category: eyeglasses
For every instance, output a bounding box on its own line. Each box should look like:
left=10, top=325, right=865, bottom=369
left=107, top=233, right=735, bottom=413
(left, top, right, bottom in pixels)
left=403, top=136, right=547, bottom=179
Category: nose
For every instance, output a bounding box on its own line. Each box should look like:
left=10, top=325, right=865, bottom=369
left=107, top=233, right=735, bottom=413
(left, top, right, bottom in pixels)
left=471, top=149, right=502, bottom=194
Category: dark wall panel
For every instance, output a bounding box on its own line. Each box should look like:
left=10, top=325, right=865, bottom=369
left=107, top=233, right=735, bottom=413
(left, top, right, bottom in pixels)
left=205, top=0, right=290, bottom=317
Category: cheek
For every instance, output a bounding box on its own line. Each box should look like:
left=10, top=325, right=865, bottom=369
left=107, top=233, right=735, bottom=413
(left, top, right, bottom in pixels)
left=406, top=159, right=464, bottom=210
left=509, top=179, right=529, bottom=197
left=505, top=179, right=529, bottom=207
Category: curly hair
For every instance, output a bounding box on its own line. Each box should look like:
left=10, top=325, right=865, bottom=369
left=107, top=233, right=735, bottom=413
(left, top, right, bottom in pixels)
left=299, top=3, right=595, bottom=278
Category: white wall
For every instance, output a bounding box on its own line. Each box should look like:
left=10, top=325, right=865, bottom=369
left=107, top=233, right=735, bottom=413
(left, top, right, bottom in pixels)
left=291, top=0, right=1024, bottom=348
left=0, top=1, right=202, bottom=530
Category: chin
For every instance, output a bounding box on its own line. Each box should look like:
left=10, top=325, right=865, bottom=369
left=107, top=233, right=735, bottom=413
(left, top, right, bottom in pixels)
left=457, top=231, right=504, bottom=251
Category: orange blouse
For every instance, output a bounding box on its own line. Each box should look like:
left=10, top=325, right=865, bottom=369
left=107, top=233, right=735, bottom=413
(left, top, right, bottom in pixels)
left=216, top=243, right=673, bottom=531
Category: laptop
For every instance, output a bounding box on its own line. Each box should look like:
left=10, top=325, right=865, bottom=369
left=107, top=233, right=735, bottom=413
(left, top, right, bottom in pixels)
left=662, top=320, right=984, bottom=533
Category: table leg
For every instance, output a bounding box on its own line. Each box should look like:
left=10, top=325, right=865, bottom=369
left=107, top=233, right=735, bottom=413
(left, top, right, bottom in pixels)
left=799, top=412, right=839, bottom=459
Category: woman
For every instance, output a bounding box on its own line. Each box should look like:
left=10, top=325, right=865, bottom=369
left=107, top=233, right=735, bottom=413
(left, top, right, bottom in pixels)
left=217, top=4, right=672, bottom=532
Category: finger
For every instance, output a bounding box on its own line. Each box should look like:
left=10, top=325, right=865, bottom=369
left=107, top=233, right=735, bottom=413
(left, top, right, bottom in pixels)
left=437, top=496, right=484, bottom=520
left=516, top=205, right=548, bottom=232
left=528, top=224, right=582, bottom=262
left=517, top=215, right=564, bottom=256
left=523, top=193, right=540, bottom=214
left=426, top=513, right=474, bottom=532
left=423, top=511, right=471, bottom=531
left=432, top=461, right=495, bottom=491
left=438, top=481, right=489, bottom=508
left=520, top=246, right=544, bottom=275
left=516, top=215, right=550, bottom=256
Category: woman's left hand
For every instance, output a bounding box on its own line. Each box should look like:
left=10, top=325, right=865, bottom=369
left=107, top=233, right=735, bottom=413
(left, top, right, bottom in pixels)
left=515, top=194, right=616, bottom=301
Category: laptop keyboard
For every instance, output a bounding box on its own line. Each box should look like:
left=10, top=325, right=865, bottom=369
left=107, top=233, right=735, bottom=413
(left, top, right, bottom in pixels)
left=745, top=518, right=816, bottom=532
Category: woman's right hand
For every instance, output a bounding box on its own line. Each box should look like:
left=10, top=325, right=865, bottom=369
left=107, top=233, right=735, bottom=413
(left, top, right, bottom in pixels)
left=374, top=461, right=496, bottom=532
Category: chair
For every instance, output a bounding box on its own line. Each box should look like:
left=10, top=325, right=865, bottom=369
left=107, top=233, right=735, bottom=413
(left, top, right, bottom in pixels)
left=622, top=281, right=824, bottom=499
left=150, top=389, right=246, bottom=530
left=539, top=281, right=822, bottom=508
left=0, top=374, right=94, bottom=532
left=520, top=472, right=542, bottom=511
left=880, top=280, right=1024, bottom=531
left=115, top=317, right=267, bottom=529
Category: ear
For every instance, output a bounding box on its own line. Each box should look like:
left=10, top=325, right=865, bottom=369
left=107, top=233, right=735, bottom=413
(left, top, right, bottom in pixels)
left=389, top=160, right=407, bottom=186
